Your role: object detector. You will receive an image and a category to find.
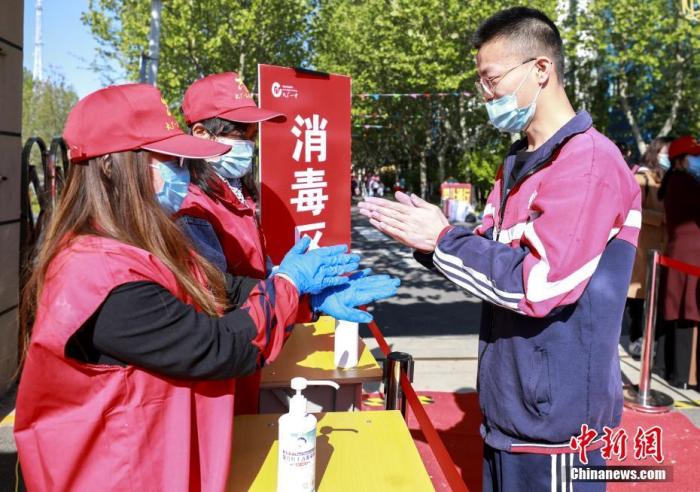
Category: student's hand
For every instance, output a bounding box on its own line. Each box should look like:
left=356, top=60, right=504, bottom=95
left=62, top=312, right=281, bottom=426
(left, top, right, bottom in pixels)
left=310, top=269, right=401, bottom=323
left=275, top=236, right=360, bottom=294
left=358, top=191, right=449, bottom=252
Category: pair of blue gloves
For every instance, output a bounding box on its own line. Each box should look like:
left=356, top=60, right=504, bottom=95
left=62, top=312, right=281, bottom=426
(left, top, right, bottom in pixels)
left=275, top=236, right=400, bottom=323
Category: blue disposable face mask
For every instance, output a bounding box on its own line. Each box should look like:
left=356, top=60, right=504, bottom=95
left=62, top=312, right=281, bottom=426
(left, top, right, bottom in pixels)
left=485, top=63, right=543, bottom=134
left=687, top=155, right=700, bottom=181
left=151, top=159, right=190, bottom=215
left=208, top=139, right=255, bottom=179
left=658, top=153, right=671, bottom=170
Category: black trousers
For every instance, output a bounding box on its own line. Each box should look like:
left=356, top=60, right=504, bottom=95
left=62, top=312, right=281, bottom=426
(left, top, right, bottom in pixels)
left=654, top=320, right=698, bottom=387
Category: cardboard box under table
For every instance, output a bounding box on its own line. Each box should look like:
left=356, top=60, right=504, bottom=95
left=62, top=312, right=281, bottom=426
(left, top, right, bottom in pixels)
left=259, top=317, right=382, bottom=413
left=228, top=410, right=434, bottom=491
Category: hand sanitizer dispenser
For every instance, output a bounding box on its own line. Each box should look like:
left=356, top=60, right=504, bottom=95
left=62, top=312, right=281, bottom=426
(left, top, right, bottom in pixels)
left=277, top=377, right=339, bottom=492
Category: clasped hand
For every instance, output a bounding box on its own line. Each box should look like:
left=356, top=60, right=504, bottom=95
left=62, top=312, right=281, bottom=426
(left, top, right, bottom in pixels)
left=357, top=191, right=449, bottom=252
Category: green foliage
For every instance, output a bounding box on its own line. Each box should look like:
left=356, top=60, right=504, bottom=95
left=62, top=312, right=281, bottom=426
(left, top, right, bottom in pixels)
left=22, top=69, right=79, bottom=145
left=82, top=0, right=312, bottom=112
left=80, top=0, right=699, bottom=203
left=563, top=0, right=700, bottom=152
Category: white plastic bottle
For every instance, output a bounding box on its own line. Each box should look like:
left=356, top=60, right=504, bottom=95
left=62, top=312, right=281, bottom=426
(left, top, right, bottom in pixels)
left=277, top=377, right=339, bottom=492
left=334, top=319, right=359, bottom=369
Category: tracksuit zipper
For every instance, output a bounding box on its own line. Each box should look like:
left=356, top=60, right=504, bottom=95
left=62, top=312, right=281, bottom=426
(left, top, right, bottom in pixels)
left=480, top=161, right=539, bottom=392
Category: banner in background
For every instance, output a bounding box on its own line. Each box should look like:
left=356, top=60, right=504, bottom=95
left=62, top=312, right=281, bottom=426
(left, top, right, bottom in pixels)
left=258, top=64, right=352, bottom=264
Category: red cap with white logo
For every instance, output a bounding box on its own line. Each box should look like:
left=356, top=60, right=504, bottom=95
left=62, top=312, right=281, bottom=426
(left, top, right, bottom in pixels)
left=63, top=83, right=230, bottom=162
left=181, top=72, right=285, bottom=126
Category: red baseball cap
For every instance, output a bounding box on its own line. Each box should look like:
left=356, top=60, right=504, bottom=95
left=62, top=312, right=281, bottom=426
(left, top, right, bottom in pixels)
left=181, top=72, right=285, bottom=126
left=63, top=83, right=230, bottom=163
left=669, top=136, right=700, bottom=160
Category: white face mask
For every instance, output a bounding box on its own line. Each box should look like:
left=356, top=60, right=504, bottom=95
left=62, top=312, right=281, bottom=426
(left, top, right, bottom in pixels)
left=206, top=138, right=255, bottom=179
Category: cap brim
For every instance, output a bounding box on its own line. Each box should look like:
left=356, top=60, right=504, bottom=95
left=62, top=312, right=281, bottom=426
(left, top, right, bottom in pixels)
left=218, top=106, right=286, bottom=123
left=141, top=134, right=231, bottom=159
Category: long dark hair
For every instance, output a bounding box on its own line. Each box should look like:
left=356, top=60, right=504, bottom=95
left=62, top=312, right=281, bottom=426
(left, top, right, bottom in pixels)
left=20, top=151, right=228, bottom=364
left=184, top=117, right=258, bottom=202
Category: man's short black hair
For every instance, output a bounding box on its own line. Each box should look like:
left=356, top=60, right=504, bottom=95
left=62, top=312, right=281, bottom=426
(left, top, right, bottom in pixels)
left=473, top=7, right=565, bottom=82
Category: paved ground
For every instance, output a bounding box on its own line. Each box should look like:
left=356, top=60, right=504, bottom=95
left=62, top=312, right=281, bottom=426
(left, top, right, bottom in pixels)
left=0, top=204, right=698, bottom=491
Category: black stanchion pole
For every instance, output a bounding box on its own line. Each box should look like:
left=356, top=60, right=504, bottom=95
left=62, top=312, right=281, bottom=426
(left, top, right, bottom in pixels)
left=624, top=249, right=674, bottom=413
left=383, top=351, right=414, bottom=417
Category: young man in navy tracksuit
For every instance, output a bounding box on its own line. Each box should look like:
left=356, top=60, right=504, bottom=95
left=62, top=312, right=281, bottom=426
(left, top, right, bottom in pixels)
left=359, top=7, right=641, bottom=491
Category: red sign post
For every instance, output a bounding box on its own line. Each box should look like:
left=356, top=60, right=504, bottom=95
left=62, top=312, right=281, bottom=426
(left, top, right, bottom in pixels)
left=258, top=64, right=352, bottom=264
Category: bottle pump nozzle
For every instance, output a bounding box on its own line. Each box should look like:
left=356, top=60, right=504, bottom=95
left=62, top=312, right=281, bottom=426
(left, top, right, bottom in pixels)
left=289, top=377, right=340, bottom=416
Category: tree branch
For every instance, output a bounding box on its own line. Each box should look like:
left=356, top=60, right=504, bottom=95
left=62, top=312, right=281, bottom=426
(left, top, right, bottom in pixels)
left=618, top=73, right=647, bottom=155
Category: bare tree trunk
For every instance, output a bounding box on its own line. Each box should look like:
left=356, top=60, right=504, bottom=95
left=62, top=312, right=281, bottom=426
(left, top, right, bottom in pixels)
left=619, top=75, right=647, bottom=155
left=419, top=148, right=429, bottom=199
left=657, top=54, right=685, bottom=138
left=436, top=107, right=448, bottom=184
left=239, top=51, right=246, bottom=80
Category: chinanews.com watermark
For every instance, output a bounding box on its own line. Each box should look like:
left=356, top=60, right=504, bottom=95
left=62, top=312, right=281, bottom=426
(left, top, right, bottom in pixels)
left=570, top=466, right=672, bottom=483
left=568, top=423, right=673, bottom=483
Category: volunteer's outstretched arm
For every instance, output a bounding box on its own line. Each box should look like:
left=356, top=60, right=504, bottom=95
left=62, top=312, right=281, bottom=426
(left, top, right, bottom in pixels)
left=71, top=237, right=361, bottom=379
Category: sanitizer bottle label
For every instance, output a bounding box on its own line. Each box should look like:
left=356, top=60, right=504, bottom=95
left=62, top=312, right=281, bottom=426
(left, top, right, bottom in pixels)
left=279, top=429, right=316, bottom=491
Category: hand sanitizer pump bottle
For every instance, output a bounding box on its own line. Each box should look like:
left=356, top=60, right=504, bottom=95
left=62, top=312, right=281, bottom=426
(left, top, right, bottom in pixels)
left=277, top=377, right=339, bottom=492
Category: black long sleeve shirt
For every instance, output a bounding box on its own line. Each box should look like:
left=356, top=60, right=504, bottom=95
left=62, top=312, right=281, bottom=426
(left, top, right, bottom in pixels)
left=66, top=274, right=263, bottom=380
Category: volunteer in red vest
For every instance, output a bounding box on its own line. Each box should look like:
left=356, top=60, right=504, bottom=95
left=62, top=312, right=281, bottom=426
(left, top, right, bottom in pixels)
left=177, top=72, right=374, bottom=414
left=178, top=71, right=279, bottom=279
left=14, top=83, right=399, bottom=491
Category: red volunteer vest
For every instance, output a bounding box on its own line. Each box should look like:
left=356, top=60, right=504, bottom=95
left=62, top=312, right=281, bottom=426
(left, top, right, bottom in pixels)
left=177, top=183, right=268, bottom=278
left=15, top=236, right=235, bottom=492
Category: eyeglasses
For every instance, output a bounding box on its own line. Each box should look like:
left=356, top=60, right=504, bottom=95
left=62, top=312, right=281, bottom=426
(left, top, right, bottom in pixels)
left=475, top=58, right=537, bottom=98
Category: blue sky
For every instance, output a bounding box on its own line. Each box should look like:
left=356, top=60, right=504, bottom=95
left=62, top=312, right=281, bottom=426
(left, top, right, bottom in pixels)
left=23, top=0, right=126, bottom=98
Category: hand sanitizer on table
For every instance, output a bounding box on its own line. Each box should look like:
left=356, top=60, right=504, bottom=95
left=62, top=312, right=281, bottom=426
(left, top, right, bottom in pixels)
left=277, top=377, right=339, bottom=492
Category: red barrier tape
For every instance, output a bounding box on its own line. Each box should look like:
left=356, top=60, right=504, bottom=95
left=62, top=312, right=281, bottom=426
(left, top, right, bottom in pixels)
left=367, top=319, right=469, bottom=492
left=658, top=255, right=700, bottom=279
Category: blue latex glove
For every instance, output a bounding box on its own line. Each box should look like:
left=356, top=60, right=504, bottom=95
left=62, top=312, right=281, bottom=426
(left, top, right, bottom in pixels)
left=311, top=269, right=401, bottom=323
left=275, top=236, right=360, bottom=294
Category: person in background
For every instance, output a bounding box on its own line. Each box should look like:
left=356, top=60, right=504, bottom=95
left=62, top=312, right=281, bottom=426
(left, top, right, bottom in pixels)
left=626, top=137, right=672, bottom=359
left=657, top=135, right=700, bottom=389
left=14, top=84, right=399, bottom=491
left=617, top=141, right=635, bottom=169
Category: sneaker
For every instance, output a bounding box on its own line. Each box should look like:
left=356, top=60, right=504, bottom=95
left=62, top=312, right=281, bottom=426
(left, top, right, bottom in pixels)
left=628, top=338, right=643, bottom=360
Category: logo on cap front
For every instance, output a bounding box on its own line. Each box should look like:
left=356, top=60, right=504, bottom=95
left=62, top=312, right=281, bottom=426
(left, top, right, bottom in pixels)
left=160, top=97, right=178, bottom=131
left=234, top=76, right=253, bottom=101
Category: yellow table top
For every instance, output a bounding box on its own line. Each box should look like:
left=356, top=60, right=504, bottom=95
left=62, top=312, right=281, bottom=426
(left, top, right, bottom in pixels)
left=260, top=316, right=383, bottom=388
left=228, top=410, right=435, bottom=491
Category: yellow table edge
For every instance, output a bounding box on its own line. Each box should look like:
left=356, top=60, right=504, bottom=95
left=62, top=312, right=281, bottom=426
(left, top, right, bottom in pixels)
left=229, top=410, right=435, bottom=491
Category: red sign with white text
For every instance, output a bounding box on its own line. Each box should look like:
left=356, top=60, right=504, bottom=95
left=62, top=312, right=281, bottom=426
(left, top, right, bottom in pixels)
left=258, top=64, right=351, bottom=263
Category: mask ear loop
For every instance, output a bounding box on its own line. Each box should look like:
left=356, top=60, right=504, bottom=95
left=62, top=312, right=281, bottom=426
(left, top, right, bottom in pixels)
left=523, top=61, right=550, bottom=106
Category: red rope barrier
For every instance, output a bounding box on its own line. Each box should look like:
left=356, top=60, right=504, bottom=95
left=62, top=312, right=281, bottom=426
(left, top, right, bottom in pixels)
left=658, top=254, right=700, bottom=279
left=367, top=319, right=469, bottom=492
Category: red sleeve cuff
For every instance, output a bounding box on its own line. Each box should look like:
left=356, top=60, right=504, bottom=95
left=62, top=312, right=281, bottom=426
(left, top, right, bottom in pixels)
left=294, top=295, right=317, bottom=323
left=437, top=225, right=455, bottom=244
